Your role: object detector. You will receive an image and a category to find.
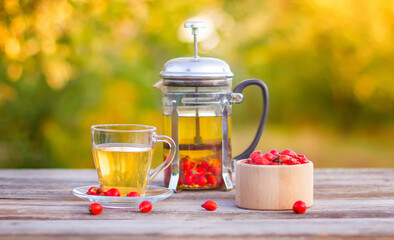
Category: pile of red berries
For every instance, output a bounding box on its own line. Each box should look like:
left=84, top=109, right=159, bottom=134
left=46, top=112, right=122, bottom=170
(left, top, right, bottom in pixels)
left=86, top=187, right=140, bottom=197
left=177, top=156, right=223, bottom=188
left=245, top=149, right=310, bottom=165
left=86, top=187, right=152, bottom=214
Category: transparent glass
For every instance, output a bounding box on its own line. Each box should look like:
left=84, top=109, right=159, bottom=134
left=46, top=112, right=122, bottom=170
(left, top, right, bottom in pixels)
left=161, top=84, right=233, bottom=190
left=91, top=124, right=176, bottom=196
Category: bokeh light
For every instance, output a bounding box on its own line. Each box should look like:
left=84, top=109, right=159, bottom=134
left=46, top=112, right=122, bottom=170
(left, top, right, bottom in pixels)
left=0, top=0, right=393, bottom=169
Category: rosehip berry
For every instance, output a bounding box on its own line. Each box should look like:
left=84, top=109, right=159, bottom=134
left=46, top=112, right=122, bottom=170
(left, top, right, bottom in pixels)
left=287, top=159, right=301, bottom=165
left=194, top=167, right=206, bottom=177
left=180, top=156, right=195, bottom=172
left=246, top=159, right=253, bottom=164
left=87, top=187, right=99, bottom=195
left=87, top=187, right=104, bottom=195
left=293, top=200, right=307, bottom=214
left=207, top=175, right=217, bottom=188
left=254, top=155, right=271, bottom=165
left=211, top=166, right=221, bottom=176
left=281, top=149, right=298, bottom=158
left=105, top=188, right=120, bottom=197
left=262, top=153, right=274, bottom=161
left=292, top=159, right=301, bottom=165
left=96, top=188, right=104, bottom=195
left=196, top=176, right=207, bottom=186
left=184, top=173, right=195, bottom=185
left=217, top=176, right=223, bottom=184
left=202, top=200, right=217, bottom=211
left=250, top=151, right=263, bottom=161
left=89, top=203, right=103, bottom=215
left=297, top=154, right=310, bottom=164
left=127, top=192, right=141, bottom=197
left=198, top=160, right=209, bottom=170
left=279, top=155, right=292, bottom=164
left=139, top=201, right=152, bottom=213
left=269, top=149, right=279, bottom=157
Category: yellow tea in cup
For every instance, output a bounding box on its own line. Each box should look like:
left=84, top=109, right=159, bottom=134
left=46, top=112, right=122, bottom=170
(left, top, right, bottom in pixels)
left=93, top=143, right=153, bottom=196
left=91, top=124, right=176, bottom=197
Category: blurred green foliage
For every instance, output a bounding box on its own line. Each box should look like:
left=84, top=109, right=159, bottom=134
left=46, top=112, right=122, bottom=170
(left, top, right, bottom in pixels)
left=0, top=0, right=393, bottom=168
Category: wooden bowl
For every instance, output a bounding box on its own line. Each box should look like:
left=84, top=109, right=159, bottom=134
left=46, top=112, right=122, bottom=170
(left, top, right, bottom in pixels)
left=235, top=160, right=313, bottom=210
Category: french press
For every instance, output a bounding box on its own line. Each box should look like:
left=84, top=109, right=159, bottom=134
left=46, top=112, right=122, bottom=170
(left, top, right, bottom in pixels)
left=155, top=21, right=269, bottom=191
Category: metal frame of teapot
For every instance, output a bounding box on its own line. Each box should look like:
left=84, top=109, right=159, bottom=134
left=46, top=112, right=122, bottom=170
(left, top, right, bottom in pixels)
left=154, top=21, right=268, bottom=192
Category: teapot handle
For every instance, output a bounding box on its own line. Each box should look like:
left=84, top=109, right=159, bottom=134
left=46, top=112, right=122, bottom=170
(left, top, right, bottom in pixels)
left=233, top=79, right=269, bottom=160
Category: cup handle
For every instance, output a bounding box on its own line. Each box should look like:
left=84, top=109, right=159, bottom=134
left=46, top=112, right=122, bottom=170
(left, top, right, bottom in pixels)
left=148, top=135, right=176, bottom=186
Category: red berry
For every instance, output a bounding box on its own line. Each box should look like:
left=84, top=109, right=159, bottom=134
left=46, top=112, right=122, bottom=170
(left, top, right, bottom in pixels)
left=105, top=188, right=120, bottom=197
left=201, top=200, right=217, bottom=211
left=184, top=173, right=195, bottom=185
left=86, top=187, right=104, bottom=196
left=87, top=187, right=104, bottom=195
left=194, top=167, right=206, bottom=177
left=127, top=192, right=141, bottom=197
left=287, top=159, right=301, bottom=165
left=89, top=203, right=103, bottom=215
left=207, top=175, right=217, bottom=188
left=269, top=149, right=279, bottom=157
left=180, top=156, right=195, bottom=172
left=196, top=176, right=207, bottom=186
left=198, top=160, right=209, bottom=170
left=293, top=200, right=307, bottom=214
left=253, top=155, right=271, bottom=165
left=262, top=153, right=274, bottom=161
left=269, top=162, right=279, bottom=165
left=279, top=155, right=292, bottom=164
left=281, top=149, right=298, bottom=158
left=87, top=187, right=99, bottom=195
left=297, top=154, right=310, bottom=164
left=211, top=166, right=221, bottom=176
left=250, top=151, right=262, bottom=161
left=139, top=201, right=152, bottom=213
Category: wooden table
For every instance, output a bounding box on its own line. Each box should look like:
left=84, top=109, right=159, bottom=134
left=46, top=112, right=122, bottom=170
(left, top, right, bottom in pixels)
left=1, top=169, right=393, bottom=239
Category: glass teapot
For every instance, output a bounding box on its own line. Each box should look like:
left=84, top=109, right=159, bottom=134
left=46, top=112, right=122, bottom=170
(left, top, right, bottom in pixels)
left=154, top=21, right=269, bottom=191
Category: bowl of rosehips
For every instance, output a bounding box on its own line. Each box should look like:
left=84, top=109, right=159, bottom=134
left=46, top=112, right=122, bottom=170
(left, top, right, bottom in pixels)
left=235, top=149, right=313, bottom=210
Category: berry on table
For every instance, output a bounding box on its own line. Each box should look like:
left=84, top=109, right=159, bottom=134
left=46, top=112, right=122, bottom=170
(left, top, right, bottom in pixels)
left=139, top=201, right=152, bottom=213
left=89, top=203, right=103, bottom=215
left=293, top=200, right=307, bottom=214
left=202, top=200, right=217, bottom=211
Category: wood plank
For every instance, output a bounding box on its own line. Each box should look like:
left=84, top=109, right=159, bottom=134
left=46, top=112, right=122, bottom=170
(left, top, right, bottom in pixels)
left=0, top=219, right=393, bottom=239
left=0, top=198, right=394, bottom=220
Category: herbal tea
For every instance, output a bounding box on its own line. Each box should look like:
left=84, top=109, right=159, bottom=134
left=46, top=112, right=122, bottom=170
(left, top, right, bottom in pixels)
left=163, top=113, right=231, bottom=189
left=93, top=143, right=153, bottom=196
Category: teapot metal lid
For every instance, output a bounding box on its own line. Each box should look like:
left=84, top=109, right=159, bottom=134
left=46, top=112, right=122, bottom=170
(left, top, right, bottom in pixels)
left=160, top=21, right=233, bottom=87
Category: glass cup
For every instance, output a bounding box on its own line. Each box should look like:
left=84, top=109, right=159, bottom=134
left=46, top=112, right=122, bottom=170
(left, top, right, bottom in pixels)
left=91, top=124, right=176, bottom=196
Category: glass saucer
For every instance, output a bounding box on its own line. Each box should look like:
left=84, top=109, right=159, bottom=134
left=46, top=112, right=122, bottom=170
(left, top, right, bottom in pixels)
left=72, top=185, right=174, bottom=208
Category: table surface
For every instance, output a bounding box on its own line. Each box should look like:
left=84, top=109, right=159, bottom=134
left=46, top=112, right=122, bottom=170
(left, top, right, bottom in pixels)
left=1, top=169, right=394, bottom=239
